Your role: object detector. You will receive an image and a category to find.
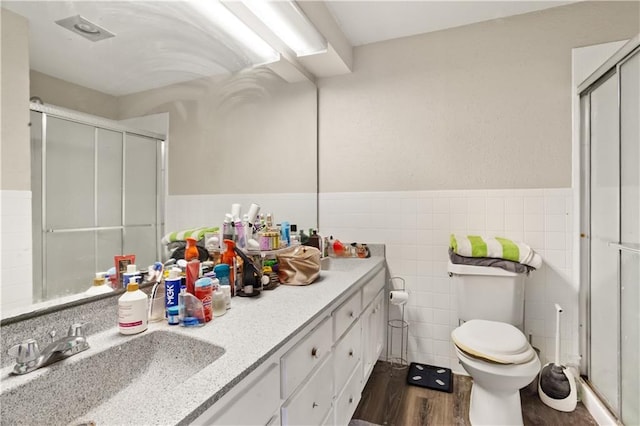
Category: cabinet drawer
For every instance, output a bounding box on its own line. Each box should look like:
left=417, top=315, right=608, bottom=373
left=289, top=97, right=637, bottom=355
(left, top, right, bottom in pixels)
left=281, top=316, right=332, bottom=398
left=282, top=354, right=334, bottom=426
left=334, top=319, right=362, bottom=394
left=198, top=362, right=280, bottom=426
left=362, top=268, right=385, bottom=309
left=333, top=290, right=361, bottom=341
left=334, top=361, right=363, bottom=426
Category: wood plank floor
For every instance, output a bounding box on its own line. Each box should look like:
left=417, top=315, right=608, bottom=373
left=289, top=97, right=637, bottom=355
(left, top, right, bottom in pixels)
left=352, top=361, right=598, bottom=426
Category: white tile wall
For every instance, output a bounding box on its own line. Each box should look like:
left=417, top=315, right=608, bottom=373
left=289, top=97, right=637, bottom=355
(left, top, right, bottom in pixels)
left=319, top=188, right=577, bottom=374
left=0, top=190, right=33, bottom=311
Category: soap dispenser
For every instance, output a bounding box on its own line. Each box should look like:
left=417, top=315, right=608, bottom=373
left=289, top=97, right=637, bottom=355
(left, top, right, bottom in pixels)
left=118, top=276, right=148, bottom=335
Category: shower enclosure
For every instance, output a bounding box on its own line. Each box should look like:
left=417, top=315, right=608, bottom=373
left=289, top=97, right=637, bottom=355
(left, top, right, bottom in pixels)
left=31, top=103, right=165, bottom=302
left=579, top=37, right=639, bottom=425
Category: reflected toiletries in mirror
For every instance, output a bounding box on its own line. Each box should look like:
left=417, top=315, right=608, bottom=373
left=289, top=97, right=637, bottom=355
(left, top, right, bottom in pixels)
left=1, top=1, right=318, bottom=319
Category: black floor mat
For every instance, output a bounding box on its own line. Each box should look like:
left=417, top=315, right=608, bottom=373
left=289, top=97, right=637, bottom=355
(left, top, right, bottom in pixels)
left=406, top=362, right=453, bottom=393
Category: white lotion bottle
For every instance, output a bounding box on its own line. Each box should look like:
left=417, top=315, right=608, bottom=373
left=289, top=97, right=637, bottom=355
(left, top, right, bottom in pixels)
left=118, top=276, right=148, bottom=335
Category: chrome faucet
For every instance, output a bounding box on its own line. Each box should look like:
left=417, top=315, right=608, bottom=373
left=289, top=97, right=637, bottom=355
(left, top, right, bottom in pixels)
left=7, top=323, right=90, bottom=375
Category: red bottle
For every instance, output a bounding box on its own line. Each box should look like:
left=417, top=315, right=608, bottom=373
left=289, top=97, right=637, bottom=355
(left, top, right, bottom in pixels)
left=194, top=277, right=213, bottom=322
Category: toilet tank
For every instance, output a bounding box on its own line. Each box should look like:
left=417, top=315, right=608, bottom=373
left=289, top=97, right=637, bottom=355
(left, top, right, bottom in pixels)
left=448, top=262, right=526, bottom=327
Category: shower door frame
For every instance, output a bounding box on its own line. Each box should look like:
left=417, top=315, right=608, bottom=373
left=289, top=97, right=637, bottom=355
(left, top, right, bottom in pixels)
left=31, top=103, right=166, bottom=301
left=578, top=38, right=640, bottom=422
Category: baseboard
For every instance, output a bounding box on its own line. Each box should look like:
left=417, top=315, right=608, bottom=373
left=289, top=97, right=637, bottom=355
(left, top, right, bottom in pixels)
left=579, top=378, right=620, bottom=426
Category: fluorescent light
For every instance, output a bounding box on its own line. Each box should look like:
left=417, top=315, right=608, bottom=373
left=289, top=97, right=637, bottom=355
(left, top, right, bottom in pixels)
left=188, top=0, right=280, bottom=66
left=240, top=0, right=327, bottom=57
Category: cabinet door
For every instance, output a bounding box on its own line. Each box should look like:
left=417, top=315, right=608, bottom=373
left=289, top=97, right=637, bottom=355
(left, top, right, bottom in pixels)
left=334, top=361, right=363, bottom=426
left=362, top=289, right=385, bottom=382
left=373, top=290, right=386, bottom=361
left=192, top=362, right=280, bottom=425
left=282, top=354, right=334, bottom=426
left=281, top=316, right=332, bottom=398
left=334, top=319, right=362, bottom=394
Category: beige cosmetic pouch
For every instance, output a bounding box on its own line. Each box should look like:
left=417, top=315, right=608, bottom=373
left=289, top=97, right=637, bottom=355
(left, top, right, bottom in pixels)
left=277, top=246, right=321, bottom=285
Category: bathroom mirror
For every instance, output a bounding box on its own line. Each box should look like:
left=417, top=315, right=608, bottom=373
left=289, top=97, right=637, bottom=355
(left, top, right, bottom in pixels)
left=1, top=1, right=318, bottom=319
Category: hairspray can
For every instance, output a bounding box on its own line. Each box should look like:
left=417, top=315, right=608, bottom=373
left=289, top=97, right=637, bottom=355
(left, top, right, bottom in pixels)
left=164, top=268, right=182, bottom=317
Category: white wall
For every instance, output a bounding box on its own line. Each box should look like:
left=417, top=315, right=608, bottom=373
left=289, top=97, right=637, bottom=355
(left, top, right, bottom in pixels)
left=318, top=1, right=639, bottom=193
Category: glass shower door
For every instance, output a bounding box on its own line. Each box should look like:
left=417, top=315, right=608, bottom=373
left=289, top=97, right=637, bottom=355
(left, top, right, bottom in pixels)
left=584, top=46, right=640, bottom=424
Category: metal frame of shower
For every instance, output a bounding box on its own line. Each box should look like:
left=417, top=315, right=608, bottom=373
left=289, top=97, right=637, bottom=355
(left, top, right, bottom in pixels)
left=30, top=102, right=166, bottom=300
left=577, top=37, right=640, bottom=421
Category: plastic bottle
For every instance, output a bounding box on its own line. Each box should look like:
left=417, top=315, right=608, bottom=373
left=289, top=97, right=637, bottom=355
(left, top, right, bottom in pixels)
left=185, top=237, right=199, bottom=261
left=214, top=264, right=231, bottom=286
left=86, top=273, right=114, bottom=296
left=122, top=264, right=139, bottom=288
left=290, top=224, right=299, bottom=245
left=221, top=240, right=236, bottom=295
left=195, top=277, right=213, bottom=322
left=220, top=284, right=231, bottom=309
left=212, top=286, right=226, bottom=317
left=308, top=230, right=321, bottom=250
left=118, top=277, right=148, bottom=335
left=281, top=221, right=291, bottom=247
left=178, top=285, right=205, bottom=327
left=222, top=214, right=234, bottom=241
left=234, top=218, right=246, bottom=249
left=164, top=267, right=182, bottom=316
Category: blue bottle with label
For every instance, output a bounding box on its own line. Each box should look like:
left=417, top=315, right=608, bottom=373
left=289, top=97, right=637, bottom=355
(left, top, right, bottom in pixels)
left=164, top=267, right=182, bottom=317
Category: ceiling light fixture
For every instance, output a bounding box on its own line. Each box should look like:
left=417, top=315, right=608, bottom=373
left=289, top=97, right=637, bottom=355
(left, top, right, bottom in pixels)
left=55, top=15, right=115, bottom=42
left=188, top=0, right=280, bottom=66
left=238, top=0, right=327, bottom=57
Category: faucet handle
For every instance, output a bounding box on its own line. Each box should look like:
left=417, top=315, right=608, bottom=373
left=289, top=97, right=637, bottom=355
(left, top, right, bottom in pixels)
left=68, top=323, right=88, bottom=337
left=8, top=339, right=40, bottom=365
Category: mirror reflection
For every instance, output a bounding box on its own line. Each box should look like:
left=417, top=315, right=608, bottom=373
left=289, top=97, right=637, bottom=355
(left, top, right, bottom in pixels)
left=1, top=1, right=318, bottom=318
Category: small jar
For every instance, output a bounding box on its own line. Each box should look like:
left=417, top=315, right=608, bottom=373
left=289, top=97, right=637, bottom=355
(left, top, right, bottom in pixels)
left=167, top=306, right=180, bottom=325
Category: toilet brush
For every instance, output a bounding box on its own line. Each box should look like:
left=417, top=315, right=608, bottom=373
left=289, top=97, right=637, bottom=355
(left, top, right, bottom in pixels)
left=538, top=304, right=577, bottom=412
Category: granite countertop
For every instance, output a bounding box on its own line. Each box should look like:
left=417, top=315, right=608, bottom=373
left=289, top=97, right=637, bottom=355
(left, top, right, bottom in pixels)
left=1, top=255, right=385, bottom=426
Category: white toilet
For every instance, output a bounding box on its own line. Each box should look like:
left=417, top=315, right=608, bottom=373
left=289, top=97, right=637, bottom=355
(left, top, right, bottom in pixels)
left=448, top=262, right=540, bottom=426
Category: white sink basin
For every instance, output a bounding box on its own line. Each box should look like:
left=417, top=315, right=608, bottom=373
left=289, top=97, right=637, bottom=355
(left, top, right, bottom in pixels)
left=1, top=329, right=224, bottom=425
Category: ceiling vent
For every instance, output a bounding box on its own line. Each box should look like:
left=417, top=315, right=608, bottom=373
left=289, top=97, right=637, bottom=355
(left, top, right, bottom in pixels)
left=55, top=15, right=115, bottom=42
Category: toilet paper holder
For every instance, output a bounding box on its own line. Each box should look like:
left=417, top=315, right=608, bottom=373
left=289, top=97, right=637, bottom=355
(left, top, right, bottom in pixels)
left=387, top=276, right=409, bottom=369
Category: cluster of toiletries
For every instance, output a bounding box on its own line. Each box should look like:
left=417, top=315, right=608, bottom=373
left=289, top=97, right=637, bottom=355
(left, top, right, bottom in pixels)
left=86, top=254, right=155, bottom=294
left=325, top=236, right=370, bottom=259
left=211, top=202, right=307, bottom=253
left=112, top=256, right=232, bottom=334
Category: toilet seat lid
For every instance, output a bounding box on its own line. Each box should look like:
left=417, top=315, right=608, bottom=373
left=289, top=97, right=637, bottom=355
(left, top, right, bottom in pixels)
left=452, top=319, right=535, bottom=365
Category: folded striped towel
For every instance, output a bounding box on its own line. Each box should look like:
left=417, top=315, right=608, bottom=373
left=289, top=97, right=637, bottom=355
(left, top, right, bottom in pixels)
left=161, top=226, right=219, bottom=245
left=450, top=234, right=542, bottom=269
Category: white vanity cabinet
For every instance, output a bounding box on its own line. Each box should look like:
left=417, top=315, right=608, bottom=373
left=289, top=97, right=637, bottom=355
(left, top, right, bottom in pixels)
left=191, top=263, right=386, bottom=426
